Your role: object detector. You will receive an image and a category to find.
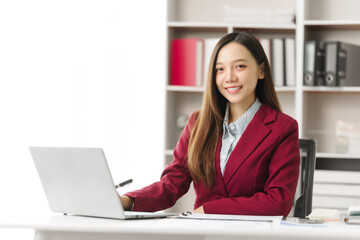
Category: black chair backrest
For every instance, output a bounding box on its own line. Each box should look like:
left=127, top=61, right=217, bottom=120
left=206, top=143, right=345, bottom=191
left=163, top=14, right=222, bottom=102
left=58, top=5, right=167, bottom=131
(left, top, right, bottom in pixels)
left=293, top=138, right=317, bottom=218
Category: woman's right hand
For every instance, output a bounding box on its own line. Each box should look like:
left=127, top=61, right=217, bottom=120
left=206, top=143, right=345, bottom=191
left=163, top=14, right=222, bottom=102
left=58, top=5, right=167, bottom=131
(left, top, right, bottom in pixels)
left=120, top=195, right=134, bottom=211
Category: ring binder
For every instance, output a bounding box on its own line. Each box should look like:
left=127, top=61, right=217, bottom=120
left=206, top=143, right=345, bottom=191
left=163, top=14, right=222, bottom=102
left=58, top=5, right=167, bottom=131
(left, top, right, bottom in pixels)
left=303, top=41, right=324, bottom=86
left=324, top=41, right=360, bottom=87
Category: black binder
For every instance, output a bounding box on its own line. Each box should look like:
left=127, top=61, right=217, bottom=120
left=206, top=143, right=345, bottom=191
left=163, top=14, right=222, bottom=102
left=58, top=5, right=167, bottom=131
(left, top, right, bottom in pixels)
left=324, top=41, right=360, bottom=86
left=303, top=41, right=324, bottom=86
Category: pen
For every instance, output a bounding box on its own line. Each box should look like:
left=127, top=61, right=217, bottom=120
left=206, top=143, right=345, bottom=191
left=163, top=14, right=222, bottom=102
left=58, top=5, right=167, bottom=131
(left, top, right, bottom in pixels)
left=115, top=179, right=133, bottom=189
left=181, top=211, right=192, bottom=216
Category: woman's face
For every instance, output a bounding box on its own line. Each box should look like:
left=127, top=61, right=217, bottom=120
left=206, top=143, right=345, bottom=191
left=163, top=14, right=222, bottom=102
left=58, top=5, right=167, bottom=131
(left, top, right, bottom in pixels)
left=215, top=42, right=264, bottom=110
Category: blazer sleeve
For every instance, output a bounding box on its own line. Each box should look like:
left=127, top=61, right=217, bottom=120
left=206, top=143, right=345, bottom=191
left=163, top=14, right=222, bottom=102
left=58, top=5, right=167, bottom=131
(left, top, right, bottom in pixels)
left=124, top=113, right=197, bottom=212
left=203, top=118, right=300, bottom=216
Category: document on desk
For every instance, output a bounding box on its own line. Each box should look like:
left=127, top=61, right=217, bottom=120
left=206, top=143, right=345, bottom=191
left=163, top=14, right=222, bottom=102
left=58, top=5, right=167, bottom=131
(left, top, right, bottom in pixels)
left=178, top=212, right=283, bottom=222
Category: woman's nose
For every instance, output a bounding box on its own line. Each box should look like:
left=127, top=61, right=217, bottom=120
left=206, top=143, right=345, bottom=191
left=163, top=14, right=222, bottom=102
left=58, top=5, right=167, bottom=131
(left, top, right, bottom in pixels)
left=225, top=69, right=236, bottom=83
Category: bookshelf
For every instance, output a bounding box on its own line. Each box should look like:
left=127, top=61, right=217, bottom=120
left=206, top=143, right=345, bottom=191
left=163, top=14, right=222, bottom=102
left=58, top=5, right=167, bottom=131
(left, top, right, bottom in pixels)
left=165, top=0, right=360, bottom=212
left=301, top=0, right=360, bottom=210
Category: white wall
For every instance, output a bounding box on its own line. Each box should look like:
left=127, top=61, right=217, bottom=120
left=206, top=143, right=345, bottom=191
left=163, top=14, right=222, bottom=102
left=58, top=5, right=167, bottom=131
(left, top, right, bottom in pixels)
left=0, top=0, right=166, bottom=236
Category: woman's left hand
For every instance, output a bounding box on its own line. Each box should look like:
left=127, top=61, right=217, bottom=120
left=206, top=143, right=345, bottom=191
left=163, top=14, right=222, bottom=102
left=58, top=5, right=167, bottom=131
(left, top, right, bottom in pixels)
left=193, top=206, right=204, bottom=214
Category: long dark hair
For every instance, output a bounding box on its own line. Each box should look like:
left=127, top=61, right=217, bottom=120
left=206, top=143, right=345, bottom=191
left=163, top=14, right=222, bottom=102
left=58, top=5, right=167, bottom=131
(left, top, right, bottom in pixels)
left=187, top=31, right=281, bottom=187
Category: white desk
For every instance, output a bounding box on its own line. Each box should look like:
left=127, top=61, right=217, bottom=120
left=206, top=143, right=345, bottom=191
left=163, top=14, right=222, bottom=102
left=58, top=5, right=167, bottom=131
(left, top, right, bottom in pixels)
left=1, top=214, right=360, bottom=240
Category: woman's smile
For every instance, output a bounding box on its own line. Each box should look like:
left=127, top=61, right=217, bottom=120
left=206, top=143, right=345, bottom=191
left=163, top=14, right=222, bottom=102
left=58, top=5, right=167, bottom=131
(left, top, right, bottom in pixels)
left=225, top=86, right=243, bottom=94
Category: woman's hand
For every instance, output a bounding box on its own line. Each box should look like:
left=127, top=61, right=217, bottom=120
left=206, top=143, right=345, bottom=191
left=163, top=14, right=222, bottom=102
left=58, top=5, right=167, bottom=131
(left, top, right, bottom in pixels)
left=193, top=205, right=204, bottom=214
left=120, top=195, right=134, bottom=211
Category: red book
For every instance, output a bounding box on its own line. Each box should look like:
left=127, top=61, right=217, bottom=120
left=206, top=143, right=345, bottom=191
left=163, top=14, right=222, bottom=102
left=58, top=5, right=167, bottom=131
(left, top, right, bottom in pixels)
left=170, top=38, right=204, bottom=86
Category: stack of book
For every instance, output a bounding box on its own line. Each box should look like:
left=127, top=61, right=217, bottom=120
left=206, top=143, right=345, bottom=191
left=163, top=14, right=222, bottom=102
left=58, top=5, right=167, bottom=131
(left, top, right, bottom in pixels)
left=313, top=170, right=360, bottom=210
left=336, top=119, right=360, bottom=154
left=259, top=37, right=296, bottom=87
left=223, top=5, right=295, bottom=25
left=170, top=37, right=296, bottom=87
left=342, top=207, right=360, bottom=225
left=170, top=38, right=219, bottom=87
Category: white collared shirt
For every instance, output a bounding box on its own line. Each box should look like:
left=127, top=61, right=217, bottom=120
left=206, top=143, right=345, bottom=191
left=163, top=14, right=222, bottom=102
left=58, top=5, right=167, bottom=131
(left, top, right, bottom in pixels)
left=220, top=98, right=262, bottom=176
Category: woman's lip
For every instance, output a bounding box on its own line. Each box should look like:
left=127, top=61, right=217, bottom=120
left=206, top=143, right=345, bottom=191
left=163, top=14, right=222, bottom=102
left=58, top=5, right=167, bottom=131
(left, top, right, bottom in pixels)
left=225, top=86, right=242, bottom=94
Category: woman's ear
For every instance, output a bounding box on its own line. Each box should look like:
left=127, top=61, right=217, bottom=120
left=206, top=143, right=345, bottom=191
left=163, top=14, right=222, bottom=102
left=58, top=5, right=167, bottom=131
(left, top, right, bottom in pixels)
left=258, top=62, right=265, bottom=80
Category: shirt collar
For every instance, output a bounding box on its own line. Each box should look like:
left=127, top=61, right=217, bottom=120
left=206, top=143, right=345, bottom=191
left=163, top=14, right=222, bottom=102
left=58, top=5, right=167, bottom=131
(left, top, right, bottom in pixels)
left=223, top=98, right=262, bottom=135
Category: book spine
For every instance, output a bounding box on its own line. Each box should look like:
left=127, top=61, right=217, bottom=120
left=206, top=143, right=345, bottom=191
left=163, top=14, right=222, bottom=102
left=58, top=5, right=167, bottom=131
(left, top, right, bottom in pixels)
left=285, top=38, right=295, bottom=86
left=271, top=38, right=285, bottom=86
left=170, top=38, right=204, bottom=87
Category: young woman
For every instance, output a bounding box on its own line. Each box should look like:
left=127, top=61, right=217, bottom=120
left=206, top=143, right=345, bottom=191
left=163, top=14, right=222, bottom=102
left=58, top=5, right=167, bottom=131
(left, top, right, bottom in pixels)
left=120, top=31, right=300, bottom=216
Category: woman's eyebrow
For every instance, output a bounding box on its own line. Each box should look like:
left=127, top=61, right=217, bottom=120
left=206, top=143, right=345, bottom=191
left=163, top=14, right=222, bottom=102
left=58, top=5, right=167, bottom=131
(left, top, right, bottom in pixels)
left=216, top=58, right=248, bottom=65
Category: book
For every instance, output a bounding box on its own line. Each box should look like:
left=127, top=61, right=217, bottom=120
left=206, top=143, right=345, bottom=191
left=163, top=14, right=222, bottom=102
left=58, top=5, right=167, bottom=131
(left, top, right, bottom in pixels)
left=348, top=206, right=360, bottom=216
left=314, top=170, right=360, bottom=185
left=312, top=194, right=360, bottom=210
left=259, top=38, right=271, bottom=66
left=203, top=38, right=219, bottom=87
left=271, top=38, right=285, bottom=86
left=313, top=182, right=360, bottom=197
left=170, top=38, right=204, bottom=87
left=285, top=38, right=295, bottom=86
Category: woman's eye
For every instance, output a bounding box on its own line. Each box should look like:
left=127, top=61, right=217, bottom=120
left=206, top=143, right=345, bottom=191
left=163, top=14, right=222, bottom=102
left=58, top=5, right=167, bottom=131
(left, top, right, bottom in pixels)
left=236, top=65, right=246, bottom=69
left=216, top=68, right=223, bottom=72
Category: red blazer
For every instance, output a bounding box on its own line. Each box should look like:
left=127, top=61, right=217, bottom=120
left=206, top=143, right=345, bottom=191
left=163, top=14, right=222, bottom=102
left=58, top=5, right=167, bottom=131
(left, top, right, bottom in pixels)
left=126, top=104, right=300, bottom=216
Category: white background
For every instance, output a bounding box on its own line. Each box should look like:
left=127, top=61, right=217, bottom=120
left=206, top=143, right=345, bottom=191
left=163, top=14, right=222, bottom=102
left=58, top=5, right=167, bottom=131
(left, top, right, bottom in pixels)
left=0, top=0, right=166, bottom=238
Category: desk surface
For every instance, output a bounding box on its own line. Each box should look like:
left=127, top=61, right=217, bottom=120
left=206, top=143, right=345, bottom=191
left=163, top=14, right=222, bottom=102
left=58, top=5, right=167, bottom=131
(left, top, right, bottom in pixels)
left=1, top=214, right=360, bottom=240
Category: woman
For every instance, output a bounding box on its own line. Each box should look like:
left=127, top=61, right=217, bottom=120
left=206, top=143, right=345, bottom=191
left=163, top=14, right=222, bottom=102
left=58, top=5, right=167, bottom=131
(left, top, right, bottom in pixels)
left=121, top=31, right=300, bottom=216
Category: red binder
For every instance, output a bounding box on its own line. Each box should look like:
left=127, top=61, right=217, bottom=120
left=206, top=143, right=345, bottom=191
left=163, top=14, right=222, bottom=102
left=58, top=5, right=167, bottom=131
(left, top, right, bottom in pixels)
left=170, top=38, right=204, bottom=86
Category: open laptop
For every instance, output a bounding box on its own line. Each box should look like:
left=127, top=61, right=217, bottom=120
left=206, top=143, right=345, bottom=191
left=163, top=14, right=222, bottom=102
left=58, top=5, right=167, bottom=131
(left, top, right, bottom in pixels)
left=30, top=147, right=174, bottom=219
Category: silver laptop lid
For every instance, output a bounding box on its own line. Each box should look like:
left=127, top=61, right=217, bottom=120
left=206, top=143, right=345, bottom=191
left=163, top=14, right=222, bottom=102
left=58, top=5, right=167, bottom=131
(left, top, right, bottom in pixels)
left=30, top=147, right=126, bottom=219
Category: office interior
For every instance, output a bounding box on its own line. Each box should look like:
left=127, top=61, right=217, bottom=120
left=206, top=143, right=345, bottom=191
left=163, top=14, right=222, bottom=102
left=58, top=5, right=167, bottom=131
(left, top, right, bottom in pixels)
left=1, top=0, right=360, bottom=239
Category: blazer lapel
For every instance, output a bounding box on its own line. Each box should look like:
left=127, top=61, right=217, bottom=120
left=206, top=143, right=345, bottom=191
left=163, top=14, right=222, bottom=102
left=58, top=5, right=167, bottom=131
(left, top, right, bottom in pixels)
left=222, top=105, right=276, bottom=186
left=215, top=138, right=227, bottom=196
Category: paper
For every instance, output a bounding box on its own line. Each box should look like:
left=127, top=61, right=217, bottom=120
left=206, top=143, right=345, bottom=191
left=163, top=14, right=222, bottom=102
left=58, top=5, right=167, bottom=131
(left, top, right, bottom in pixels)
left=308, top=208, right=339, bottom=219
left=278, top=220, right=327, bottom=228
left=178, top=213, right=283, bottom=222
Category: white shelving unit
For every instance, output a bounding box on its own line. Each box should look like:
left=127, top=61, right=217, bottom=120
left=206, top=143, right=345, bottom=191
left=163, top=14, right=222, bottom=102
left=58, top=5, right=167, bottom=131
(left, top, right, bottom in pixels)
left=165, top=0, right=360, bottom=212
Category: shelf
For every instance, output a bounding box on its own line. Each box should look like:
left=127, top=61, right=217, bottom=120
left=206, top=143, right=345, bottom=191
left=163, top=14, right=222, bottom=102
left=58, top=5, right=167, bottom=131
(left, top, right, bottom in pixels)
left=166, top=85, right=205, bottom=92
left=304, top=20, right=360, bottom=30
left=232, top=24, right=296, bottom=31
left=167, top=21, right=229, bottom=29
left=303, top=86, right=360, bottom=93
left=275, top=86, right=295, bottom=92
left=317, top=152, right=360, bottom=159
left=168, top=21, right=296, bottom=31
left=165, top=0, right=360, bottom=212
left=235, top=23, right=296, bottom=29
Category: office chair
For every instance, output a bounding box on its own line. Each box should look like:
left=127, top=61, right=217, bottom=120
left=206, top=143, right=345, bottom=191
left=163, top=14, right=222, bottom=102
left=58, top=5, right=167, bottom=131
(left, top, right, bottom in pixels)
left=292, top=138, right=317, bottom=218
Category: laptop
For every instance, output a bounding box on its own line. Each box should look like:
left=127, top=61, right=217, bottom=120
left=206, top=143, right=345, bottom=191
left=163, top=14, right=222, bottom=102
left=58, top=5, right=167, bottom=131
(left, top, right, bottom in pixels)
left=30, top=147, right=174, bottom=219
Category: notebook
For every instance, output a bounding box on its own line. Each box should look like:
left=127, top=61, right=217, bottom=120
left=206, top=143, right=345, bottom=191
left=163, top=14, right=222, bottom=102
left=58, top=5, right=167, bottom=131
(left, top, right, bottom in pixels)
left=29, top=146, right=174, bottom=219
